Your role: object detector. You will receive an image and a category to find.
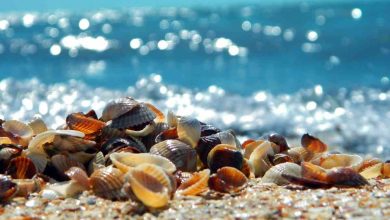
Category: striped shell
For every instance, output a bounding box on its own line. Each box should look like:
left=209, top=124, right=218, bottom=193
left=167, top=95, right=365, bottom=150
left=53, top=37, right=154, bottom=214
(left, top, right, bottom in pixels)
left=109, top=103, right=156, bottom=129
left=110, top=152, right=176, bottom=174
left=6, top=156, right=37, bottom=179
left=127, top=164, right=173, bottom=208
left=2, top=120, right=34, bottom=146
left=261, top=162, right=302, bottom=185
left=90, top=166, right=128, bottom=200
left=208, top=167, right=248, bottom=193
left=101, top=97, right=140, bottom=122
left=25, top=152, right=48, bottom=173
left=150, top=140, right=197, bottom=172
left=176, top=169, right=210, bottom=196
left=177, top=117, right=201, bottom=148
left=66, top=113, right=106, bottom=135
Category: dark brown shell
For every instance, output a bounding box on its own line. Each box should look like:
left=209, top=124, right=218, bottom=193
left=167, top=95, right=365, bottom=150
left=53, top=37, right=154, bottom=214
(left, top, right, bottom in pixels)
left=150, top=140, right=197, bottom=172
left=207, top=144, right=243, bottom=173
left=5, top=156, right=37, bottom=179
left=142, top=122, right=169, bottom=150
left=301, top=133, right=327, bottom=153
left=109, top=104, right=156, bottom=129
left=200, top=123, right=221, bottom=137
left=51, top=154, right=86, bottom=180
left=0, top=175, right=18, bottom=201
left=0, top=144, right=23, bottom=173
left=208, top=167, right=248, bottom=193
left=101, top=97, right=140, bottom=122
left=66, top=112, right=106, bottom=136
left=266, top=133, right=289, bottom=153
left=90, top=166, right=128, bottom=200
left=101, top=137, right=146, bottom=155
left=155, top=127, right=178, bottom=143
left=195, top=135, right=221, bottom=166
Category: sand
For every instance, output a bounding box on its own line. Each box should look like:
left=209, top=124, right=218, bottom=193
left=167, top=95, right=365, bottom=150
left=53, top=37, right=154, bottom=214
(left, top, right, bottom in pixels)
left=1, top=178, right=389, bottom=220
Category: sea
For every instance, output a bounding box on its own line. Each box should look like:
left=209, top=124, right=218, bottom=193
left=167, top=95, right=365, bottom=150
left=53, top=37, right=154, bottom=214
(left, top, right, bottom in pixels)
left=0, top=0, right=389, bottom=158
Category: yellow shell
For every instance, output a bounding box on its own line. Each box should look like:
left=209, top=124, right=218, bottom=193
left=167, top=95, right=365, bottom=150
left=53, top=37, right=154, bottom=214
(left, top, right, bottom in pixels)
left=176, top=169, right=210, bottom=196
left=248, top=141, right=274, bottom=177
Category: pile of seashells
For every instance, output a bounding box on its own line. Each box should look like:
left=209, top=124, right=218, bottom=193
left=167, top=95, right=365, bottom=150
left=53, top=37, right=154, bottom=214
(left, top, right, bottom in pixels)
left=0, top=97, right=389, bottom=208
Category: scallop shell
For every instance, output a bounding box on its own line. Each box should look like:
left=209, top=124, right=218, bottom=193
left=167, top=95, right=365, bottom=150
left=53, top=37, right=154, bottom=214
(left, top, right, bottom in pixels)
left=65, top=167, right=90, bottom=189
left=90, top=166, right=127, bottom=200
left=28, top=130, right=85, bottom=155
left=66, top=113, right=106, bottom=135
left=208, top=167, right=248, bottom=193
left=51, top=154, right=86, bottom=178
left=127, top=164, right=173, bottom=208
left=6, top=156, right=37, bottom=179
left=177, top=117, right=201, bottom=148
left=0, top=175, right=18, bottom=201
left=109, top=103, right=156, bottom=129
left=28, top=115, right=48, bottom=135
left=110, top=152, right=176, bottom=174
left=261, top=162, right=302, bottom=185
left=317, top=154, right=363, bottom=171
left=101, top=97, right=140, bottom=122
left=150, top=140, right=197, bottom=172
left=2, top=120, right=34, bottom=146
left=248, top=142, right=274, bottom=177
left=176, top=169, right=210, bottom=196
left=207, top=144, right=243, bottom=173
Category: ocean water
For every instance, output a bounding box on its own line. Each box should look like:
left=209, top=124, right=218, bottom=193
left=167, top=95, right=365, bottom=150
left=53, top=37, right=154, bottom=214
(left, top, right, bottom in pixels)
left=0, top=1, right=389, bottom=158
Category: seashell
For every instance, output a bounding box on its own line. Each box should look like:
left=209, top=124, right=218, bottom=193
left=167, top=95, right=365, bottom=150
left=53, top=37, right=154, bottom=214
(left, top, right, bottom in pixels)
left=176, top=169, right=210, bottom=196
left=40, top=189, right=61, bottom=200
left=25, top=152, right=47, bottom=173
left=2, top=120, right=34, bottom=146
left=166, top=110, right=178, bottom=128
left=358, top=158, right=382, bottom=172
left=243, top=140, right=265, bottom=159
left=0, top=144, right=23, bottom=173
left=316, top=154, right=363, bottom=171
left=199, top=122, right=221, bottom=137
left=150, top=140, right=197, bottom=172
left=142, top=121, right=169, bottom=150
left=383, top=162, right=390, bottom=178
left=101, top=97, right=140, bottom=122
left=177, top=117, right=201, bottom=148
left=240, top=158, right=254, bottom=178
left=301, top=133, right=327, bottom=153
left=261, top=162, right=301, bottom=185
left=45, top=180, right=86, bottom=198
left=66, top=113, right=106, bottom=135
left=155, top=127, right=178, bottom=143
left=248, top=142, right=274, bottom=177
left=359, top=163, right=383, bottom=179
left=90, top=166, right=127, bottom=200
left=101, top=137, right=146, bottom=155
left=145, top=103, right=165, bottom=123
left=174, top=171, right=193, bottom=187
left=110, top=152, right=176, bottom=174
left=207, top=144, right=243, bottom=173
left=88, top=151, right=105, bottom=175
left=127, top=164, right=171, bottom=208
left=265, top=133, right=290, bottom=153
left=28, top=115, right=48, bottom=135
left=51, top=154, right=86, bottom=179
left=28, top=130, right=84, bottom=155
left=208, top=167, right=248, bottom=193
left=68, top=151, right=96, bottom=164
left=13, top=178, right=44, bottom=197
left=272, top=153, right=294, bottom=165
left=65, top=167, right=90, bottom=189
left=109, top=103, right=156, bottom=129
left=0, top=175, right=18, bottom=201
left=0, top=137, right=13, bottom=145
left=216, top=130, right=240, bottom=149
left=195, top=135, right=221, bottom=166
left=6, top=156, right=37, bottom=179
left=52, top=135, right=96, bottom=153
left=286, top=146, right=314, bottom=163
left=124, top=121, right=156, bottom=137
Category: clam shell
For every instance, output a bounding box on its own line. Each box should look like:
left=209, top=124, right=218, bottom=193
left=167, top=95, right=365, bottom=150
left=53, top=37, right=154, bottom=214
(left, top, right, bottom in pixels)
left=286, top=146, right=314, bottom=163
left=243, top=140, right=265, bottom=159
left=46, top=180, right=86, bottom=198
left=145, top=103, right=165, bottom=123
left=90, top=166, right=127, bottom=200
left=0, top=137, right=13, bottom=145
left=301, top=133, right=327, bottom=153
left=359, top=163, right=383, bottom=179
left=2, top=120, right=34, bottom=146
left=150, top=140, right=197, bottom=172
left=177, top=117, right=201, bottom=148
left=359, top=158, right=383, bottom=172
left=127, top=164, right=171, bottom=208
left=200, top=123, right=221, bottom=137
left=216, top=131, right=239, bottom=148
left=0, top=175, right=18, bottom=201
left=176, top=169, right=210, bottom=196
left=209, top=167, right=248, bottom=193
left=317, top=154, right=363, bottom=171
left=241, top=158, right=254, bottom=178
left=195, top=135, right=221, bottom=166
left=28, top=115, right=48, bottom=135
left=0, top=145, right=23, bottom=173
left=110, top=103, right=156, bottom=129
left=51, top=154, right=86, bottom=178
left=207, top=144, right=243, bottom=173
left=101, top=97, right=140, bottom=122
left=66, top=113, right=106, bottom=135
left=142, top=121, right=169, bottom=150
left=110, top=152, right=176, bottom=174
left=261, top=162, right=302, bottom=185
left=248, top=142, right=274, bottom=177
left=266, top=133, right=289, bottom=153
left=65, top=167, right=90, bottom=189
left=28, top=130, right=84, bottom=155
left=6, top=156, right=37, bottom=179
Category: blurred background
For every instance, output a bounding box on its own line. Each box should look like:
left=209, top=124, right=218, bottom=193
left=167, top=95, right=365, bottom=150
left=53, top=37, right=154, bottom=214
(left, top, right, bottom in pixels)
left=0, top=0, right=389, bottom=158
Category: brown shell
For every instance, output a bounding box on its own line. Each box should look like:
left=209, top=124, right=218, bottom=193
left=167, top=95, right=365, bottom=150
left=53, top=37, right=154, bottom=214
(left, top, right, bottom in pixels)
left=109, top=104, right=156, bottom=129
left=52, top=135, right=96, bottom=153
left=66, top=113, right=106, bottom=135
left=208, top=167, right=248, bottom=193
left=383, top=162, right=390, bottom=178
left=195, top=135, right=222, bottom=166
left=176, top=169, right=210, bottom=196
left=51, top=154, right=86, bottom=179
left=240, top=158, right=254, bottom=178
left=101, top=137, right=146, bottom=155
left=90, top=166, right=128, bottom=200
left=65, top=167, right=91, bottom=189
left=301, top=133, right=327, bottom=153
left=101, top=97, right=140, bottom=122
left=266, top=133, right=290, bottom=153
left=150, top=140, right=197, bottom=172
left=142, top=121, right=169, bottom=150
left=0, top=175, right=18, bottom=201
left=207, top=144, right=243, bottom=173
left=6, top=156, right=37, bottom=179
left=0, top=144, right=23, bottom=173
left=155, top=127, right=178, bottom=143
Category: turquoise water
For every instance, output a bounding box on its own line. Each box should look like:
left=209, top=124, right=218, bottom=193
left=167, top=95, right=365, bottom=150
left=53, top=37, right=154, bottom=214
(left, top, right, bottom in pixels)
left=0, top=0, right=390, bottom=158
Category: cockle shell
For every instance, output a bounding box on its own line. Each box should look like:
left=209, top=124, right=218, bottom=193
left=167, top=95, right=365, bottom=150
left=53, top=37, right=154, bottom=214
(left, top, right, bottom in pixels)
left=2, top=120, right=34, bottom=146
left=88, top=151, right=105, bottom=175
left=149, top=140, right=197, bottom=172
left=109, top=103, right=156, bottom=129
left=90, top=166, right=127, bottom=200
left=177, top=117, right=201, bottom=148
left=110, top=152, right=176, bottom=174
left=28, top=115, right=48, bottom=135
left=66, top=113, right=106, bottom=135
left=5, top=156, right=37, bottom=179
left=25, top=152, right=48, bottom=173
left=207, top=144, right=243, bottom=173
left=208, top=167, right=248, bottom=193
left=176, top=169, right=210, bottom=196
left=127, top=164, right=173, bottom=208
left=28, top=130, right=84, bottom=155
left=101, top=97, right=140, bottom=122
left=261, top=162, right=301, bottom=185
left=51, top=154, right=86, bottom=178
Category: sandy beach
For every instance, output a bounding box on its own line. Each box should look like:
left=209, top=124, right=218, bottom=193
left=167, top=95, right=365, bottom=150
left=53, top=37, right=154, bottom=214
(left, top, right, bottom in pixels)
left=1, top=178, right=389, bottom=219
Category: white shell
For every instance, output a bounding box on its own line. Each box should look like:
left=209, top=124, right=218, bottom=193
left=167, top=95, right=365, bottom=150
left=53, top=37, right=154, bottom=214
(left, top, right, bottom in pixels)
left=45, top=180, right=86, bottom=198
left=177, top=117, right=201, bottom=148
left=28, top=115, right=48, bottom=135
left=28, top=130, right=84, bottom=155
left=2, top=120, right=34, bottom=145
left=261, top=162, right=302, bottom=185
left=249, top=141, right=274, bottom=177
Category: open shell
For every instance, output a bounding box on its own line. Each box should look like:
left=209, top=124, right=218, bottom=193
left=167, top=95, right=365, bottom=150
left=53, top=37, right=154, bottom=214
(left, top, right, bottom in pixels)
left=248, top=142, right=274, bottom=177
left=315, top=154, right=363, bottom=171
left=176, top=169, right=210, bottom=196
left=150, top=140, right=197, bottom=172
left=28, top=115, right=48, bottom=135
left=301, top=133, right=327, bottom=153
left=208, top=167, right=248, bottom=193
left=110, top=152, right=176, bottom=174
